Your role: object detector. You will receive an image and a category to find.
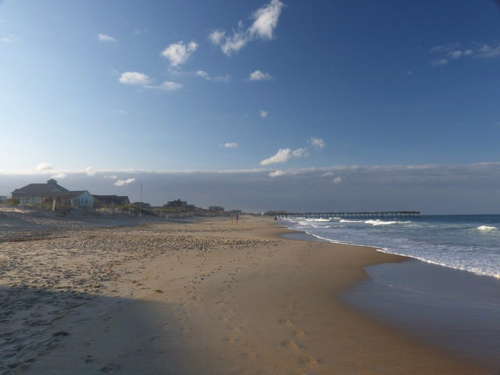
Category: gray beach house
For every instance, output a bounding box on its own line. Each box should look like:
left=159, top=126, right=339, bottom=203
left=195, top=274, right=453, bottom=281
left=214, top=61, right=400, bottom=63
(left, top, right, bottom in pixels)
left=11, top=179, right=94, bottom=208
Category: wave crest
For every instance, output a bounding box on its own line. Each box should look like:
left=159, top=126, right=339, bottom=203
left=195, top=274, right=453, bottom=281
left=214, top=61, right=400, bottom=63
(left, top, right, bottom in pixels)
left=476, top=225, right=497, bottom=232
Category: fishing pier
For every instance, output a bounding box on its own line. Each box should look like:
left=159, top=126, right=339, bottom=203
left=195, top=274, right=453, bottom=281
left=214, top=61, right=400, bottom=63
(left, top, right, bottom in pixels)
left=267, top=211, right=420, bottom=219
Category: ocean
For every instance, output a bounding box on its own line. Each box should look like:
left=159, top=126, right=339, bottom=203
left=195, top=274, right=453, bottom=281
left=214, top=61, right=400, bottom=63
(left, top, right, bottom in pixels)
left=282, top=214, right=500, bottom=369
left=283, top=214, right=500, bottom=279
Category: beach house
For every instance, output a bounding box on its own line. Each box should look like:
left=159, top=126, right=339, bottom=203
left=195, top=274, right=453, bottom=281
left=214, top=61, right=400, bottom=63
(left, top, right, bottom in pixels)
left=11, top=179, right=94, bottom=208
left=93, top=195, right=130, bottom=208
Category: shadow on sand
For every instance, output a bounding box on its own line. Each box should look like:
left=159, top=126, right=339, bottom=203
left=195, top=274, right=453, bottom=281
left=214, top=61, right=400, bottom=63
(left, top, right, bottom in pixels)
left=1, top=285, right=203, bottom=375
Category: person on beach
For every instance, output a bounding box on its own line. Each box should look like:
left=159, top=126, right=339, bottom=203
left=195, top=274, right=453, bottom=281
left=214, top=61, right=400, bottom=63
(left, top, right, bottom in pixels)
left=235, top=213, right=239, bottom=223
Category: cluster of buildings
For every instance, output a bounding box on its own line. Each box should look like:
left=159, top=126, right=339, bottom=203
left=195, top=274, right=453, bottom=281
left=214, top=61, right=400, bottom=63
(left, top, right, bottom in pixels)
left=4, top=179, right=230, bottom=213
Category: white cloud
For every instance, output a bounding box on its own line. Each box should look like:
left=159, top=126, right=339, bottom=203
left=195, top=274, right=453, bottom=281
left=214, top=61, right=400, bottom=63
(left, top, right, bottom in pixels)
left=223, top=142, right=239, bottom=149
left=447, top=50, right=462, bottom=60
left=104, top=175, right=118, bottom=179
left=260, top=148, right=292, bottom=165
left=333, top=177, right=344, bottom=185
left=114, top=178, right=136, bottom=186
left=1, top=36, right=12, bottom=43
left=292, top=148, right=308, bottom=158
left=309, top=138, right=325, bottom=150
left=51, top=173, right=66, bottom=179
left=475, top=44, right=500, bottom=59
left=98, top=33, right=117, bottom=42
left=196, top=70, right=230, bottom=83
left=248, top=0, right=284, bottom=40
left=268, top=170, right=299, bottom=178
left=249, top=70, right=272, bottom=81
left=260, top=110, right=268, bottom=118
left=209, top=0, right=284, bottom=56
left=119, top=72, right=151, bottom=85
left=36, top=163, right=53, bottom=172
left=269, top=170, right=286, bottom=177
left=209, top=30, right=226, bottom=45
left=429, top=42, right=500, bottom=65
left=160, top=81, right=183, bottom=91
left=431, top=59, right=449, bottom=66
left=196, top=70, right=210, bottom=79
left=430, top=43, right=461, bottom=53
left=85, top=167, right=96, bottom=176
left=161, top=41, right=198, bottom=67
left=321, top=171, right=335, bottom=177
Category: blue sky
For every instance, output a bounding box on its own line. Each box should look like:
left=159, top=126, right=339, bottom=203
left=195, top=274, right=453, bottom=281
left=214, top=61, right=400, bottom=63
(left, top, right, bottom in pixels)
left=1, top=0, right=499, bottom=212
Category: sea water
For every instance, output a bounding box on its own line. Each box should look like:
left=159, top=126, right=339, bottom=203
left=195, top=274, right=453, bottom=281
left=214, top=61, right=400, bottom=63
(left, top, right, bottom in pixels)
left=283, top=214, right=500, bottom=279
left=283, top=215, right=500, bottom=368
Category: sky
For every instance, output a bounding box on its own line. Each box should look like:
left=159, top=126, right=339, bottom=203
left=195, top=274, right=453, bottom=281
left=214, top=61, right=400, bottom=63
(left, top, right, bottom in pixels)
left=1, top=0, right=499, bottom=213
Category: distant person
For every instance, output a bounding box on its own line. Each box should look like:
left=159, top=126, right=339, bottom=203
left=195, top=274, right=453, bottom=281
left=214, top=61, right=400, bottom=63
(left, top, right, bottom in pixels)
left=236, top=213, right=239, bottom=223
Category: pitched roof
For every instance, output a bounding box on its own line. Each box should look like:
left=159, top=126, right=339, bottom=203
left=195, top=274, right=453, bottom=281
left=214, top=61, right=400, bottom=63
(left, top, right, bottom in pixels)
left=12, top=179, right=68, bottom=195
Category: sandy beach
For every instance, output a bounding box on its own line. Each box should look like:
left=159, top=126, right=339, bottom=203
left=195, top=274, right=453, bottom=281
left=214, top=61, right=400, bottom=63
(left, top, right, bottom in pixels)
left=0, top=212, right=492, bottom=374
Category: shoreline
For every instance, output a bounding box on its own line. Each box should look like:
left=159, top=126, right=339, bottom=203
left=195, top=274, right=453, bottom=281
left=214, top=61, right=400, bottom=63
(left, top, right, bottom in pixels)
left=1, top=215, right=492, bottom=374
left=279, top=220, right=500, bottom=370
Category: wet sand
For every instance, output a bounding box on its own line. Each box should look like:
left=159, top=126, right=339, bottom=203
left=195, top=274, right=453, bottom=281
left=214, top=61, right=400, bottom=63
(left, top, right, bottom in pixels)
left=0, top=213, right=492, bottom=374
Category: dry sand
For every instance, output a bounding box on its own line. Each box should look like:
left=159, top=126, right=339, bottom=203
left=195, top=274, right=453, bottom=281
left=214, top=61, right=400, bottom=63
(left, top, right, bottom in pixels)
left=0, top=212, right=491, bottom=374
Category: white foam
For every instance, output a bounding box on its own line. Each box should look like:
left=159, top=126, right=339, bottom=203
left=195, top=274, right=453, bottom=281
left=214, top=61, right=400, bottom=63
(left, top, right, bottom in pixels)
left=476, top=225, right=497, bottom=232
left=365, top=220, right=397, bottom=226
left=340, top=219, right=363, bottom=223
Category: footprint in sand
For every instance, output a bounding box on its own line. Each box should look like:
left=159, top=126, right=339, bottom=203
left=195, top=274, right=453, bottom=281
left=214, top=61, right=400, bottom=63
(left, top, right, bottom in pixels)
left=300, top=356, right=318, bottom=366
left=293, top=330, right=306, bottom=339
left=281, top=340, right=301, bottom=351
left=101, top=363, right=120, bottom=373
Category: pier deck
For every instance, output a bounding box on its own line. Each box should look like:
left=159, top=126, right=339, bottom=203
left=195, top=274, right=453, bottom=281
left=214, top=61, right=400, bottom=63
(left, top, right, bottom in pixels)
left=269, top=211, right=420, bottom=219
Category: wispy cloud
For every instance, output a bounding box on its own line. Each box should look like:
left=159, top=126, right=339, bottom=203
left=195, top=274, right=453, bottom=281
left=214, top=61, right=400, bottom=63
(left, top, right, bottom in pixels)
left=104, top=175, right=118, bottom=180
left=309, top=138, right=325, bottom=150
left=431, top=58, right=449, bottom=67
left=292, top=148, right=308, bottom=158
left=260, top=110, right=268, bottom=118
left=36, top=163, right=53, bottom=172
left=475, top=44, right=500, bottom=59
left=159, top=81, right=183, bottom=91
left=430, top=42, right=500, bottom=66
left=119, top=72, right=182, bottom=91
left=248, top=70, right=272, bottom=81
left=119, top=72, right=151, bottom=85
left=222, top=142, right=239, bottom=149
left=161, top=41, right=198, bottom=67
left=51, top=173, right=67, bottom=179
left=85, top=167, right=96, bottom=176
left=260, top=147, right=307, bottom=165
left=209, top=0, right=284, bottom=56
left=261, top=149, right=292, bottom=165
left=196, top=70, right=210, bottom=80
left=196, top=70, right=231, bottom=83
left=333, top=176, right=344, bottom=185
left=114, top=178, right=136, bottom=186
left=1, top=35, right=13, bottom=43
left=98, top=33, right=117, bottom=42
left=133, top=28, right=148, bottom=36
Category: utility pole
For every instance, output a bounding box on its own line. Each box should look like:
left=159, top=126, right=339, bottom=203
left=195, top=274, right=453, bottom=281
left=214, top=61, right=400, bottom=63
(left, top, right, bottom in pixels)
left=140, top=184, right=142, bottom=217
